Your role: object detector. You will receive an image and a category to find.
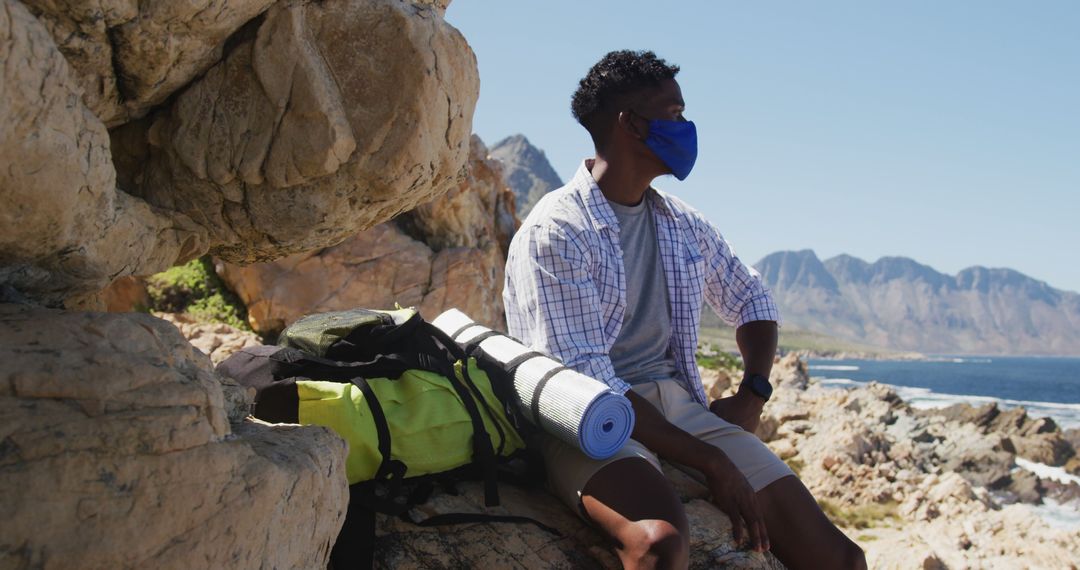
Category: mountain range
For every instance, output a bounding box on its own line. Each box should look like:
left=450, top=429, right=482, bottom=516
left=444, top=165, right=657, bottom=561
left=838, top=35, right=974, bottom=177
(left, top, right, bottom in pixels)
left=753, top=250, right=1080, bottom=355
left=489, top=134, right=563, bottom=218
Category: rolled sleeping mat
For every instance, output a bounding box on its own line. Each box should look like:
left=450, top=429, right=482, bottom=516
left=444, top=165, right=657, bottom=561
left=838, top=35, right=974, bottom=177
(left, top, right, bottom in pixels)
left=432, top=309, right=635, bottom=460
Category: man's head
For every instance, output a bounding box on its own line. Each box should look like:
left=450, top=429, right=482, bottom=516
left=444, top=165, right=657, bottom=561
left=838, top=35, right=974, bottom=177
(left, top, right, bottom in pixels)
left=571, top=50, right=689, bottom=178
left=571, top=50, right=684, bottom=147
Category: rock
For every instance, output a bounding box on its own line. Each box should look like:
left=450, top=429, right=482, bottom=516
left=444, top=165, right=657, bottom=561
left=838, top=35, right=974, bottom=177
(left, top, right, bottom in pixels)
left=1065, top=454, right=1080, bottom=477
left=934, top=425, right=1014, bottom=490
left=22, top=0, right=276, bottom=126
left=113, top=0, right=480, bottom=265
left=0, top=303, right=348, bottom=568
left=999, top=467, right=1044, bottom=504
left=156, top=312, right=263, bottom=365
left=0, top=0, right=204, bottom=306
left=100, top=276, right=153, bottom=312
left=217, top=136, right=512, bottom=335
left=373, top=463, right=784, bottom=569
left=400, top=135, right=518, bottom=255
left=920, top=402, right=1075, bottom=466
left=770, top=353, right=809, bottom=390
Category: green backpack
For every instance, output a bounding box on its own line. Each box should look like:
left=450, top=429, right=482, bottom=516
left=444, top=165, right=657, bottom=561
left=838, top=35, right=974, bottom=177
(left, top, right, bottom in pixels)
left=217, top=308, right=545, bottom=568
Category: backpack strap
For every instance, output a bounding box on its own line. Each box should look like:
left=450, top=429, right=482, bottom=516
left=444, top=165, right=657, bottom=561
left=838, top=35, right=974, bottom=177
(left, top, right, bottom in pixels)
left=424, top=322, right=502, bottom=507
left=350, top=376, right=407, bottom=485
left=413, top=512, right=562, bottom=537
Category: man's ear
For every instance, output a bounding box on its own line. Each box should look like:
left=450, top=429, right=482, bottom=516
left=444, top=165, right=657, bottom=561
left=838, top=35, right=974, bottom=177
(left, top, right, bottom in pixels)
left=617, top=110, right=646, bottom=141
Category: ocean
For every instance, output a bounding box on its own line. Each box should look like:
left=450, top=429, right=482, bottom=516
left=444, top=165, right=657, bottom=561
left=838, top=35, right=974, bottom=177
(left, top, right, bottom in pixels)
left=807, top=355, right=1080, bottom=529
left=807, top=356, right=1080, bottom=430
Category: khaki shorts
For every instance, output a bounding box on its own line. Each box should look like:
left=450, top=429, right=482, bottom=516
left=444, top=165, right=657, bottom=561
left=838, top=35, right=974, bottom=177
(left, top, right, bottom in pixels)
left=539, top=379, right=794, bottom=512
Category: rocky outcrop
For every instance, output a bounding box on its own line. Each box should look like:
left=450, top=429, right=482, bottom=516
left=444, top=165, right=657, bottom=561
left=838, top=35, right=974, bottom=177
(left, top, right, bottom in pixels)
left=744, top=356, right=1080, bottom=568
left=373, top=466, right=784, bottom=569
left=113, top=0, right=479, bottom=266
left=0, top=304, right=348, bottom=568
left=3, top=0, right=492, bottom=566
left=217, top=135, right=515, bottom=335
left=0, top=0, right=204, bottom=306
left=21, top=0, right=277, bottom=126
left=3, top=0, right=478, bottom=308
left=157, top=312, right=263, bottom=365
left=918, top=402, right=1075, bottom=467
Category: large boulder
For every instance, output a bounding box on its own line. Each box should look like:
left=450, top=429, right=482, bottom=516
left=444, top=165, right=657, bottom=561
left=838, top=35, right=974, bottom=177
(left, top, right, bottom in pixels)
left=113, top=0, right=480, bottom=265
left=373, top=465, right=784, bottom=569
left=217, top=135, right=514, bottom=335
left=21, top=0, right=277, bottom=126
left=3, top=0, right=478, bottom=309
left=0, top=304, right=348, bottom=568
left=0, top=0, right=205, bottom=306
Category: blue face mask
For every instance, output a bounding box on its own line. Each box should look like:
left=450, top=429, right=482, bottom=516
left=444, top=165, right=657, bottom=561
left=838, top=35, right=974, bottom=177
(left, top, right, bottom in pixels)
left=633, top=112, right=698, bottom=181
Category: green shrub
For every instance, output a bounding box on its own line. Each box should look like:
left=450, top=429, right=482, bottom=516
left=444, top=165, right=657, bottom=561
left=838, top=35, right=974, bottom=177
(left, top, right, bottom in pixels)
left=784, top=457, right=805, bottom=478
left=816, top=499, right=899, bottom=530
left=695, top=346, right=742, bottom=372
left=146, top=256, right=251, bottom=331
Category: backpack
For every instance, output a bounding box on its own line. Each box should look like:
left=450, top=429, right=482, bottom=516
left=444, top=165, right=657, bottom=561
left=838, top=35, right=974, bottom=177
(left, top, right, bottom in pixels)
left=216, top=308, right=553, bottom=568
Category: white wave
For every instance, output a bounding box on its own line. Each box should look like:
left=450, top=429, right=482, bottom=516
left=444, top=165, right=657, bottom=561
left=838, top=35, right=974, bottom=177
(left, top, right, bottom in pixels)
left=1018, top=498, right=1080, bottom=531
left=925, top=357, right=993, bottom=364
left=816, top=377, right=868, bottom=387
left=810, top=376, right=1080, bottom=429
left=1015, top=457, right=1080, bottom=486
left=809, top=365, right=861, bottom=371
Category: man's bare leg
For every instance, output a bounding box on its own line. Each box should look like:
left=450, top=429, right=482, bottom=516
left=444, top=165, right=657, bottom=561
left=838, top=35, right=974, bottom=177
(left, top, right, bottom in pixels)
left=756, top=475, right=867, bottom=570
left=580, top=458, right=690, bottom=570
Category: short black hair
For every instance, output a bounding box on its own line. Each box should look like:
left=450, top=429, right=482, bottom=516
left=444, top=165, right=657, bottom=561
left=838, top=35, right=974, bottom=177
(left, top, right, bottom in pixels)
left=571, top=50, right=680, bottom=147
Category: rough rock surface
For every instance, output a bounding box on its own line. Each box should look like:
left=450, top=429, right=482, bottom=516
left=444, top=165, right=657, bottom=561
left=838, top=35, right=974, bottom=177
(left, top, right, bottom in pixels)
left=99, top=276, right=153, bottom=312
left=373, top=466, right=784, bottom=569
left=156, top=312, right=263, bottom=365
left=217, top=136, right=515, bottom=335
left=113, top=0, right=480, bottom=265
left=0, top=304, right=348, bottom=569
left=22, top=0, right=277, bottom=126
left=917, top=401, right=1075, bottom=467
left=748, top=355, right=1080, bottom=568
left=0, top=0, right=204, bottom=305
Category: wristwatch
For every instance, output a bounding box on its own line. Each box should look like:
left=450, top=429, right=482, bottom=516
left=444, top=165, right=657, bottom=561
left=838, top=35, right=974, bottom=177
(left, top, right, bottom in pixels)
left=741, top=373, right=773, bottom=402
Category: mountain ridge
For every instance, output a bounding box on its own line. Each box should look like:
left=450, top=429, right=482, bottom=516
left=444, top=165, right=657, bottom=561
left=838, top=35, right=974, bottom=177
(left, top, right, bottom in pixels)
left=754, top=250, right=1080, bottom=355
left=489, top=134, right=563, bottom=218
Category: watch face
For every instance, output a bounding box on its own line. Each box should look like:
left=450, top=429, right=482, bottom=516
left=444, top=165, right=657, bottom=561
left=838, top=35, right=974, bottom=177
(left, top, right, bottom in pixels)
left=750, top=375, right=773, bottom=400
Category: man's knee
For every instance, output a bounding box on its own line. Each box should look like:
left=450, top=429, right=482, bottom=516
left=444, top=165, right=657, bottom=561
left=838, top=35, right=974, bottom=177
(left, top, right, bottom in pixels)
left=621, top=519, right=689, bottom=569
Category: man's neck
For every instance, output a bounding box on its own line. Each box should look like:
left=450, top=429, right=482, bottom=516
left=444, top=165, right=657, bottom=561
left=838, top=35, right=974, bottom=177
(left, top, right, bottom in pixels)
left=589, top=155, right=653, bottom=206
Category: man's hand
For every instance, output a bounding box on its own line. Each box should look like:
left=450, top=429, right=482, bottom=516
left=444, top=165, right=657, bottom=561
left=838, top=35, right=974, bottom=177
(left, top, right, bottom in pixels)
left=703, top=450, right=770, bottom=552
left=709, top=390, right=765, bottom=434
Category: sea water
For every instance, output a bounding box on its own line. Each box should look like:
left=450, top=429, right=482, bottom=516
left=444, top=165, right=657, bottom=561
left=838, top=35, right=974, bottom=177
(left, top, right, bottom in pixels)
left=808, top=356, right=1080, bottom=529
left=808, top=356, right=1080, bottom=429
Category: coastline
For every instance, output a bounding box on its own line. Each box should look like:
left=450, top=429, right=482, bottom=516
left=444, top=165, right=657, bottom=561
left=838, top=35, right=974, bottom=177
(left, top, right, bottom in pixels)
left=703, top=355, right=1080, bottom=568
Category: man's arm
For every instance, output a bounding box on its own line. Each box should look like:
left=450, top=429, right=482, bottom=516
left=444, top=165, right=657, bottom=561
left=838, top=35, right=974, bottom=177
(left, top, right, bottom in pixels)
left=710, top=320, right=778, bottom=433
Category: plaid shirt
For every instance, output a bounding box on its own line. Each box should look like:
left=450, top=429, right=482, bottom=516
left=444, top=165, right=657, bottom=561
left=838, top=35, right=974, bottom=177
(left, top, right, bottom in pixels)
left=504, top=160, right=780, bottom=406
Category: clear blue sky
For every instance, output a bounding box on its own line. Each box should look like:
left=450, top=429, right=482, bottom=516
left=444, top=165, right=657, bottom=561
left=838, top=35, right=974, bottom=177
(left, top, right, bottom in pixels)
left=445, top=1, right=1080, bottom=293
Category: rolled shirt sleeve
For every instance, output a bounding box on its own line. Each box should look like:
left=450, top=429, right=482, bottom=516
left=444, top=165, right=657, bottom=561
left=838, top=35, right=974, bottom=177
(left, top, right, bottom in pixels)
left=695, top=218, right=782, bottom=328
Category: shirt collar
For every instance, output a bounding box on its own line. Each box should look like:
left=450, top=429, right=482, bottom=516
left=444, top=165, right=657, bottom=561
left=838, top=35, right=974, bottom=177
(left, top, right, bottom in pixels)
left=572, top=159, right=674, bottom=230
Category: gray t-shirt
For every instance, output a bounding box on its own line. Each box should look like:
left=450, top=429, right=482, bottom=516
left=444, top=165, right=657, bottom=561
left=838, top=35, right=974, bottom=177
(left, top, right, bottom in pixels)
left=607, top=198, right=680, bottom=385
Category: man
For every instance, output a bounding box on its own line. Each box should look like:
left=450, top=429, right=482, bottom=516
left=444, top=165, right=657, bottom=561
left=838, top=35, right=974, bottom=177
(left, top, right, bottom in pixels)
left=503, top=50, right=866, bottom=570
